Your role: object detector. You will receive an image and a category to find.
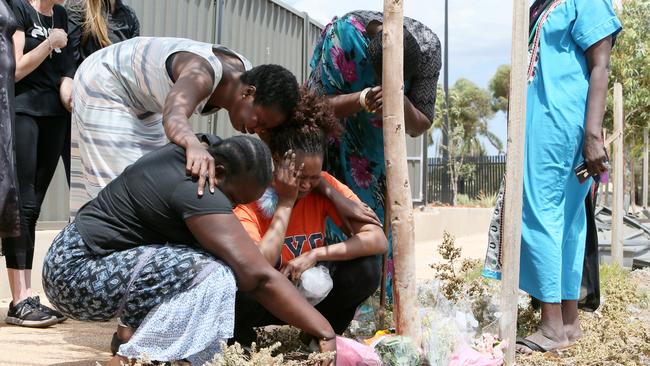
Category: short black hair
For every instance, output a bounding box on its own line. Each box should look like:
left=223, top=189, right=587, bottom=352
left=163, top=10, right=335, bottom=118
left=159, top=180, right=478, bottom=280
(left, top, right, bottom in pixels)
left=367, top=28, right=421, bottom=81
left=240, top=64, right=300, bottom=118
left=209, top=135, right=273, bottom=187
left=268, top=88, right=342, bottom=158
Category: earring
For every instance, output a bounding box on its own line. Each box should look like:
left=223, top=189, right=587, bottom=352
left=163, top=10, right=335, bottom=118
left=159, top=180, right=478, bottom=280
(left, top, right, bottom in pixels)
left=242, top=94, right=247, bottom=99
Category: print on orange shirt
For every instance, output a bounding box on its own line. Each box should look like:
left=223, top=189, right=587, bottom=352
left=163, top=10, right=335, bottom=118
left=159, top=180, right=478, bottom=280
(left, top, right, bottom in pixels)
left=234, top=172, right=359, bottom=267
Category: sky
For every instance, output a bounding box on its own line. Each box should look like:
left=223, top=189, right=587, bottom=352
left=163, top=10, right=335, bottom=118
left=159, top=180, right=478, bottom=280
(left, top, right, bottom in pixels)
left=284, top=0, right=513, bottom=155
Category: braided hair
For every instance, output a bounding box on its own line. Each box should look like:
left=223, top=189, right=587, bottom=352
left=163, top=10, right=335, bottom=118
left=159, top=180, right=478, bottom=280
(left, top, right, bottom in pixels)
left=268, top=88, right=342, bottom=158
left=208, top=135, right=273, bottom=187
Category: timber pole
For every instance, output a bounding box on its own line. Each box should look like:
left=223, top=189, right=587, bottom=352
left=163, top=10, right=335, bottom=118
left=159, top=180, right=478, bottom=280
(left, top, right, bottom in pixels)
left=611, top=83, right=624, bottom=266
left=382, top=0, right=420, bottom=343
left=499, top=1, right=529, bottom=364
left=643, top=127, right=648, bottom=209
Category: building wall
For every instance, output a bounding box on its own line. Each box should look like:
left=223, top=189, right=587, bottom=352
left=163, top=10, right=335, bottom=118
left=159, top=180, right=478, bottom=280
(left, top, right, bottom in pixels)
left=40, top=0, right=425, bottom=222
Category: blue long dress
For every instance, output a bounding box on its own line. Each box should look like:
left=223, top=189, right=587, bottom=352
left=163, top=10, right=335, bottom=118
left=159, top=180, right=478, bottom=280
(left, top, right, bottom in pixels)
left=518, top=0, right=621, bottom=302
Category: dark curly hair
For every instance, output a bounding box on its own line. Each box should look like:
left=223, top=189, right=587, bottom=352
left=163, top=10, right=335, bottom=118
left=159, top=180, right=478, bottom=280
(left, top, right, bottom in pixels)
left=367, top=28, right=421, bottom=82
left=209, top=135, right=273, bottom=187
left=268, top=88, right=342, bottom=158
left=240, top=64, right=300, bottom=118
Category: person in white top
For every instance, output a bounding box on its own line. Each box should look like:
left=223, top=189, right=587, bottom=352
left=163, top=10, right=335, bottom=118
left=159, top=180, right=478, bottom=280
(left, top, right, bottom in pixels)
left=69, top=36, right=300, bottom=217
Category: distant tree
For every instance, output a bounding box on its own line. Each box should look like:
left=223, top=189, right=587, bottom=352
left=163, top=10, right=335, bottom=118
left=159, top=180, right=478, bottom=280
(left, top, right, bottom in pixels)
left=489, top=64, right=510, bottom=114
left=430, top=78, right=502, bottom=205
left=607, top=0, right=650, bottom=157
left=606, top=0, right=650, bottom=208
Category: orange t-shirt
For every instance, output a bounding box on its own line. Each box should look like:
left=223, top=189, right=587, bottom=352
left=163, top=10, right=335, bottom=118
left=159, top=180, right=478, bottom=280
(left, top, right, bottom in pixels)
left=234, top=172, right=359, bottom=267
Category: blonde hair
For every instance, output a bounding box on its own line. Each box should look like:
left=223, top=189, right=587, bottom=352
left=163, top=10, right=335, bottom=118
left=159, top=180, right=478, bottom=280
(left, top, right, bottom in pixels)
left=82, top=0, right=111, bottom=47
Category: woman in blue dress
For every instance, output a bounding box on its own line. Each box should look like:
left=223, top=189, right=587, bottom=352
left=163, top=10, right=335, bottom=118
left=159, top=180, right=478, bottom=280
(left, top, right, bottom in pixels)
left=513, top=0, right=621, bottom=353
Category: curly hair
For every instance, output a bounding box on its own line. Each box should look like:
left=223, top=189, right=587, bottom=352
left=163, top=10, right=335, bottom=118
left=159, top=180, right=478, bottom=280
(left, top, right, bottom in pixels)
left=240, top=64, right=300, bottom=118
left=268, top=88, right=342, bottom=157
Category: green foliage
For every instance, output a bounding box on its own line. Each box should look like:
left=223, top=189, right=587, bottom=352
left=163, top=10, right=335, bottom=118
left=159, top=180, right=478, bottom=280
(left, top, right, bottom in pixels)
left=607, top=0, right=650, bottom=157
left=488, top=64, right=510, bottom=113
left=432, top=79, right=502, bottom=156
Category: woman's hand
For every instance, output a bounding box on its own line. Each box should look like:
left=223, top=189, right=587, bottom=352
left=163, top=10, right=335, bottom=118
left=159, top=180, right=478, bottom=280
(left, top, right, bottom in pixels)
left=185, top=139, right=215, bottom=196
left=60, top=77, right=73, bottom=112
left=47, top=28, right=68, bottom=50
left=318, top=337, right=337, bottom=366
left=274, top=150, right=304, bottom=207
left=365, top=86, right=382, bottom=114
left=583, top=133, right=608, bottom=176
left=337, top=199, right=381, bottom=235
left=281, top=250, right=318, bottom=283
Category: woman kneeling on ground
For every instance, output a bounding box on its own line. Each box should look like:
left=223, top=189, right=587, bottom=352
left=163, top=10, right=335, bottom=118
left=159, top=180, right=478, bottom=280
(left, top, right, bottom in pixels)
left=42, top=134, right=336, bottom=365
left=232, top=91, right=388, bottom=345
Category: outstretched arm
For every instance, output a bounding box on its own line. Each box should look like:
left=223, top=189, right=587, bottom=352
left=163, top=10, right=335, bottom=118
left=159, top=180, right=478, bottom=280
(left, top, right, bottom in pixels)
left=282, top=219, right=387, bottom=282
left=186, top=213, right=336, bottom=359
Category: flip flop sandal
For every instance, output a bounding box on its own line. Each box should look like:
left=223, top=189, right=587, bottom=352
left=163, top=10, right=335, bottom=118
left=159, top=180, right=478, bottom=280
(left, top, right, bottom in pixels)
left=516, top=337, right=553, bottom=354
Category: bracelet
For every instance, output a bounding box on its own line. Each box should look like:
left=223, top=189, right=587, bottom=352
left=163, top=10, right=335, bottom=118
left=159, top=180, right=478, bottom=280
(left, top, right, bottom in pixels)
left=359, top=87, right=371, bottom=111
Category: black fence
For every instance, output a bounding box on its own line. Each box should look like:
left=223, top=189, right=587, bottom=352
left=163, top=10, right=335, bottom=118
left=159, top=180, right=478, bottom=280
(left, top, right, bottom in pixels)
left=427, top=155, right=506, bottom=203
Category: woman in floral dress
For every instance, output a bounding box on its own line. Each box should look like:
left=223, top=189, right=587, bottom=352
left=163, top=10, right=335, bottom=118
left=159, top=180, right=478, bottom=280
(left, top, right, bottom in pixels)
left=307, top=10, right=441, bottom=296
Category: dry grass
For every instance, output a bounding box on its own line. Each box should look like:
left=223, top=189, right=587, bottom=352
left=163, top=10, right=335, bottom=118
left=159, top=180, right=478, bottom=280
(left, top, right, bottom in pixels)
left=517, top=266, right=650, bottom=366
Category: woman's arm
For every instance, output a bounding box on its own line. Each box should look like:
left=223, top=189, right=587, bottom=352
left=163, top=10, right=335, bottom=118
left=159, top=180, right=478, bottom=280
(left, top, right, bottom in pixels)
left=583, top=36, right=613, bottom=176
left=13, top=29, right=67, bottom=81
left=255, top=152, right=302, bottom=264
left=281, top=220, right=387, bottom=282
left=316, top=176, right=380, bottom=235
left=163, top=53, right=218, bottom=195
left=404, top=95, right=433, bottom=137
left=60, top=76, right=74, bottom=112
left=325, top=92, right=366, bottom=118
left=185, top=213, right=337, bottom=348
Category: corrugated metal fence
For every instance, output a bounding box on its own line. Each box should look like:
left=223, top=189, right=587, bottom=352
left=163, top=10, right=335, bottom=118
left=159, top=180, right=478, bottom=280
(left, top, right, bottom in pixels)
left=39, top=0, right=425, bottom=222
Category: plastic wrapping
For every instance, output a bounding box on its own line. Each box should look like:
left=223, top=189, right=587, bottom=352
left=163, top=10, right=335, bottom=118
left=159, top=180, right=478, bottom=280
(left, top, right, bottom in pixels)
left=297, top=265, right=333, bottom=305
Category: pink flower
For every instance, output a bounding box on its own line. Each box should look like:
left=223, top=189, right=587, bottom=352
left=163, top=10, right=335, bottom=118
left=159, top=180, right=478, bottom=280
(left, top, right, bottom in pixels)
left=331, top=46, right=358, bottom=83
left=350, top=155, right=373, bottom=189
left=349, top=17, right=367, bottom=34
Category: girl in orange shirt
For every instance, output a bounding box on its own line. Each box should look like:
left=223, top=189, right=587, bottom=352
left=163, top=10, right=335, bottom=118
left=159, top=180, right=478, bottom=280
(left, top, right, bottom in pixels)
left=232, top=90, right=388, bottom=345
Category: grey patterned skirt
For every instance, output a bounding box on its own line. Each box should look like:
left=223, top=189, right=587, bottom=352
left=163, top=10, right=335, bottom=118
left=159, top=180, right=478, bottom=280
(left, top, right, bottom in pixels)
left=42, top=222, right=237, bottom=362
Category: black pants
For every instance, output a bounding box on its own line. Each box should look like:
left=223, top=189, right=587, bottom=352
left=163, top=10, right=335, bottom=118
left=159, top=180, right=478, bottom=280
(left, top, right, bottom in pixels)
left=1, top=113, right=67, bottom=269
left=232, top=255, right=382, bottom=345
left=61, top=113, right=71, bottom=187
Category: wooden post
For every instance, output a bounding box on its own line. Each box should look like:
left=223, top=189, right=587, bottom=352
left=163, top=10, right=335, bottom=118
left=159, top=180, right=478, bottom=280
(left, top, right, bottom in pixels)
left=643, top=127, right=649, bottom=208
left=379, top=197, right=390, bottom=308
left=611, top=83, right=624, bottom=266
left=499, top=1, right=529, bottom=364
left=382, top=0, right=420, bottom=343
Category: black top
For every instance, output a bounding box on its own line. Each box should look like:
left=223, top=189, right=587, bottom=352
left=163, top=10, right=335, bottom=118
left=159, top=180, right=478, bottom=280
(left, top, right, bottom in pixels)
left=11, top=0, right=75, bottom=116
left=75, top=135, right=233, bottom=255
left=347, top=11, right=441, bottom=120
left=65, top=0, right=139, bottom=67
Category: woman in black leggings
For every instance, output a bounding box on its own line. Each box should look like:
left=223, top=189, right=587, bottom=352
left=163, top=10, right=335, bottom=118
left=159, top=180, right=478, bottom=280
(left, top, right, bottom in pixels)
left=1, top=0, right=74, bottom=328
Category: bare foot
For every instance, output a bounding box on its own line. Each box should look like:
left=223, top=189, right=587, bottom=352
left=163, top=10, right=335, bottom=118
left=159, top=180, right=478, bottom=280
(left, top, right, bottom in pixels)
left=516, top=326, right=569, bottom=354
left=564, top=318, right=582, bottom=344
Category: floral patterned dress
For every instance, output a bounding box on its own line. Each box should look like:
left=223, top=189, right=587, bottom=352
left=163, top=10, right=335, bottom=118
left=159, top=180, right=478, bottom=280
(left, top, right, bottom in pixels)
left=307, top=11, right=441, bottom=299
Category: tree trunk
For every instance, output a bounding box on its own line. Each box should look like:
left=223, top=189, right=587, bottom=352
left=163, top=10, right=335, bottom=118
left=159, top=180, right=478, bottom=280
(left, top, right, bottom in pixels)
left=499, top=1, right=529, bottom=364
left=382, top=0, right=420, bottom=343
